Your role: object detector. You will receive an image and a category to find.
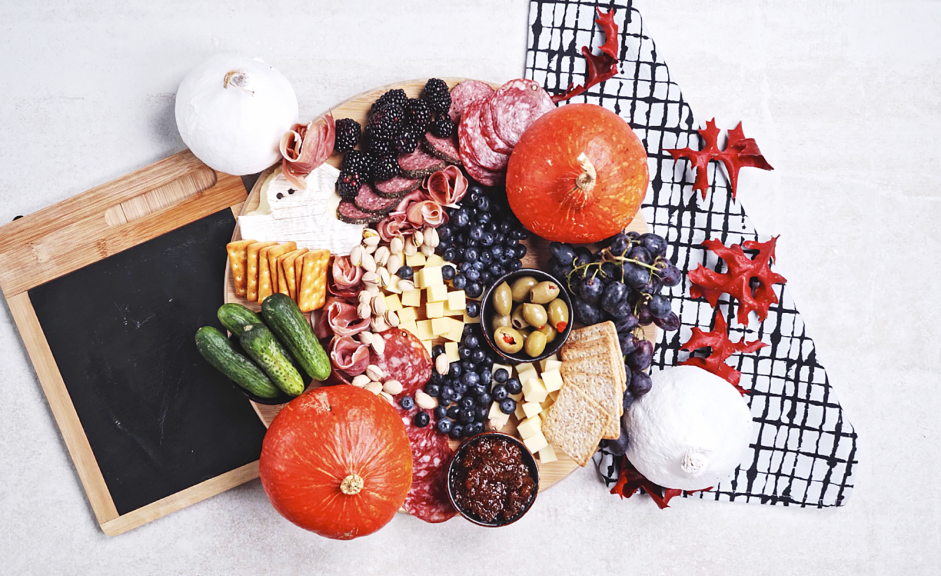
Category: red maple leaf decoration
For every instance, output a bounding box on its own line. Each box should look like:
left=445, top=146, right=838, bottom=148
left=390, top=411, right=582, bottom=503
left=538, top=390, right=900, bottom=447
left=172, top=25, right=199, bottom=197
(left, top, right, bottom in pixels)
left=688, top=236, right=787, bottom=324
left=666, top=118, right=773, bottom=199
left=552, top=8, right=620, bottom=104
left=680, top=311, right=767, bottom=395
left=610, top=457, right=712, bottom=509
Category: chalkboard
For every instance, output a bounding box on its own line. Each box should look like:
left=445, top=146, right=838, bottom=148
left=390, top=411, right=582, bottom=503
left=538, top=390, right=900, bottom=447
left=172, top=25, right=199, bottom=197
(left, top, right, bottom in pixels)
left=29, top=208, right=267, bottom=516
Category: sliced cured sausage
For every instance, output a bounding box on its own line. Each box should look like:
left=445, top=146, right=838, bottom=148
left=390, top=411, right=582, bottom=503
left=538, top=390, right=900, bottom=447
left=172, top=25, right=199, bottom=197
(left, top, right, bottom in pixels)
left=463, top=157, right=504, bottom=188
left=489, top=79, right=555, bottom=149
left=479, top=100, right=513, bottom=155
left=422, top=133, right=462, bottom=165
left=448, top=80, right=496, bottom=123
left=353, top=183, right=399, bottom=214
left=458, top=99, right=509, bottom=172
left=399, top=410, right=456, bottom=523
left=337, top=200, right=383, bottom=225
left=368, top=328, right=433, bottom=395
left=398, top=148, right=447, bottom=178
left=374, top=175, right=422, bottom=198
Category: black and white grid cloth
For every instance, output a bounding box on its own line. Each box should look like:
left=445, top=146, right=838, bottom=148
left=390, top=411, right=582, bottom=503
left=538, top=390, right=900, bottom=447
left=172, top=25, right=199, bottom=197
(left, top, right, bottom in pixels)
left=525, top=0, right=858, bottom=507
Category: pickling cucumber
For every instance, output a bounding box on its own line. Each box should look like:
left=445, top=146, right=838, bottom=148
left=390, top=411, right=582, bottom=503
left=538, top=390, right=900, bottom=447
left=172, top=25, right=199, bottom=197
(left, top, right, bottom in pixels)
left=217, top=303, right=263, bottom=336
left=195, top=326, right=281, bottom=399
left=261, top=293, right=331, bottom=381
left=239, top=323, right=305, bottom=396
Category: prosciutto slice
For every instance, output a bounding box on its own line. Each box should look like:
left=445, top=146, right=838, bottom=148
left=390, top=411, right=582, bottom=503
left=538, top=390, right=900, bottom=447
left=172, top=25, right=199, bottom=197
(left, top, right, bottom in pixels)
left=329, top=335, right=370, bottom=376
left=328, top=255, right=362, bottom=298
left=280, top=112, right=336, bottom=189
left=425, top=165, right=468, bottom=206
left=323, top=298, right=370, bottom=337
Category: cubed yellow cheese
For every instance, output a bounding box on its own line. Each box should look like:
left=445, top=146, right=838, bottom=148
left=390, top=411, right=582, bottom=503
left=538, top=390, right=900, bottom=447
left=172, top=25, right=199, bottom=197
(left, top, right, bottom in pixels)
left=443, top=304, right=463, bottom=317
left=401, top=289, right=422, bottom=308
left=543, top=360, right=562, bottom=373
left=463, top=312, right=481, bottom=324
left=427, top=284, right=449, bottom=302
left=523, top=377, right=548, bottom=403
left=549, top=390, right=560, bottom=402
left=445, top=341, right=460, bottom=363
left=384, top=294, right=403, bottom=312
left=447, top=290, right=466, bottom=311
left=541, top=394, right=556, bottom=409
left=515, top=401, right=527, bottom=420
left=421, top=340, right=434, bottom=355
left=399, top=320, right=419, bottom=337
left=541, top=369, right=563, bottom=393
left=523, top=431, right=549, bottom=453
left=538, top=444, right=558, bottom=464
left=488, top=401, right=508, bottom=421
left=419, top=266, right=443, bottom=288
left=397, top=306, right=417, bottom=324
left=517, top=362, right=536, bottom=375
left=431, top=317, right=450, bottom=336
left=425, top=254, right=445, bottom=267
left=426, top=301, right=445, bottom=319
left=406, top=252, right=426, bottom=267
left=538, top=355, right=559, bottom=371
left=417, top=320, right=435, bottom=341
left=443, top=317, right=464, bottom=342
left=517, top=415, right=542, bottom=439
left=522, top=401, right=542, bottom=419
left=516, top=369, right=539, bottom=390
left=384, top=275, right=401, bottom=294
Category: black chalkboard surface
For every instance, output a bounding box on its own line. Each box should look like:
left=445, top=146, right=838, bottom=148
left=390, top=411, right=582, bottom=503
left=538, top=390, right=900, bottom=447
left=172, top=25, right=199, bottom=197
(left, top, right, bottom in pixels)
left=29, top=209, right=267, bottom=516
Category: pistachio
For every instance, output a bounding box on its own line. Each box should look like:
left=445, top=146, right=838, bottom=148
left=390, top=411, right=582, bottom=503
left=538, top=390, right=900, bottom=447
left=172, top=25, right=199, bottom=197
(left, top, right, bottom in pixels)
left=349, top=245, right=365, bottom=267
left=385, top=309, right=399, bottom=327
left=387, top=253, right=402, bottom=275
left=364, top=381, right=383, bottom=395
left=403, top=241, right=418, bottom=256
left=372, top=294, right=387, bottom=316
left=357, top=303, right=372, bottom=320
left=358, top=331, right=374, bottom=345
left=382, top=379, right=403, bottom=395
left=435, top=353, right=449, bottom=375
left=397, top=279, right=415, bottom=292
left=351, top=374, right=371, bottom=388
left=364, top=243, right=377, bottom=254
left=420, top=244, right=435, bottom=257
left=370, top=335, right=385, bottom=355
left=358, top=290, right=372, bottom=305
left=415, top=390, right=438, bottom=410
left=370, top=315, right=389, bottom=332
left=379, top=391, right=394, bottom=405
left=374, top=246, right=390, bottom=267
left=412, top=230, right=424, bottom=247
left=362, top=230, right=381, bottom=246
left=361, top=252, right=377, bottom=273
left=366, top=364, right=384, bottom=381
left=362, top=271, right=380, bottom=286
left=390, top=235, right=405, bottom=254
left=425, top=227, right=439, bottom=248
left=378, top=267, right=392, bottom=287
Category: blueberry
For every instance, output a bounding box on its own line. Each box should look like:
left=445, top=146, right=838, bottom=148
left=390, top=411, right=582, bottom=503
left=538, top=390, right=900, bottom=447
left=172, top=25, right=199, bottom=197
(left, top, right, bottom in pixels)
left=431, top=370, right=443, bottom=383
left=513, top=244, right=528, bottom=259
left=461, top=359, right=475, bottom=372
left=459, top=346, right=472, bottom=360
left=469, top=225, right=484, bottom=241
left=400, top=396, right=415, bottom=410
left=468, top=185, right=483, bottom=199
left=480, top=232, right=495, bottom=246
left=490, top=245, right=504, bottom=259
left=413, top=411, right=430, bottom=427
left=436, top=418, right=453, bottom=434
left=489, top=263, right=504, bottom=277
left=434, top=405, right=448, bottom=420
left=473, top=260, right=485, bottom=271
left=480, top=251, right=493, bottom=264
left=471, top=348, right=487, bottom=364
left=452, top=274, right=467, bottom=290
left=432, top=344, right=446, bottom=358
left=442, top=264, right=456, bottom=281
left=465, top=268, right=480, bottom=282
left=459, top=408, right=475, bottom=424
left=442, top=247, right=457, bottom=262
left=437, top=224, right=452, bottom=241
left=493, top=368, right=509, bottom=383
left=454, top=382, right=468, bottom=396
left=465, top=247, right=479, bottom=261
left=478, top=212, right=492, bottom=225
left=460, top=261, right=474, bottom=273
left=492, top=384, right=508, bottom=401
left=471, top=384, right=487, bottom=397
left=424, top=382, right=441, bottom=397
left=464, top=333, right=479, bottom=348
left=462, top=371, right=480, bottom=387
left=448, top=363, right=462, bottom=378
left=506, top=377, right=522, bottom=395
left=499, top=398, right=517, bottom=415
left=499, top=221, right=512, bottom=234
left=478, top=392, right=492, bottom=406
left=508, top=260, right=522, bottom=271
left=466, top=282, right=483, bottom=299
left=449, top=424, right=464, bottom=440
left=452, top=209, right=470, bottom=229
left=441, top=386, right=455, bottom=402
left=475, top=196, right=490, bottom=211
left=398, top=265, right=414, bottom=280
left=478, top=369, right=492, bottom=386
left=475, top=405, right=489, bottom=421
left=479, top=271, right=493, bottom=284
left=447, top=405, right=460, bottom=419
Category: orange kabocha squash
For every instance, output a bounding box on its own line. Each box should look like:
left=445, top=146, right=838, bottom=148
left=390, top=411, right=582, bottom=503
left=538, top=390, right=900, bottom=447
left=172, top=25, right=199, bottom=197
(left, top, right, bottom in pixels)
left=506, top=104, right=648, bottom=243
left=259, top=385, right=412, bottom=540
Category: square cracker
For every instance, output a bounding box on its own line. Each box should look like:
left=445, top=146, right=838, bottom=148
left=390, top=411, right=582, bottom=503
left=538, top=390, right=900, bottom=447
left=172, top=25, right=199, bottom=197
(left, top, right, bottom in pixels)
left=560, top=354, right=623, bottom=439
left=258, top=243, right=295, bottom=303
left=542, top=383, right=611, bottom=467
left=279, top=248, right=309, bottom=301
left=246, top=241, right=277, bottom=302
left=226, top=239, right=256, bottom=298
left=298, top=250, right=330, bottom=312
left=561, top=321, right=626, bottom=390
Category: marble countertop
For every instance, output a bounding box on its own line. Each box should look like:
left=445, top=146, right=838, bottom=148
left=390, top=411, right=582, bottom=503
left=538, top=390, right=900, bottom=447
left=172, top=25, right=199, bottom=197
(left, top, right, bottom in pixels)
left=1, top=0, right=938, bottom=574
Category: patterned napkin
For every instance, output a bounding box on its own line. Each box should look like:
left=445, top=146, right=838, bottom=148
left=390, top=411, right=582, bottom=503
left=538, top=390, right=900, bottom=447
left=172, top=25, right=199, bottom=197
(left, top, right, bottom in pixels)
left=524, top=0, right=857, bottom=507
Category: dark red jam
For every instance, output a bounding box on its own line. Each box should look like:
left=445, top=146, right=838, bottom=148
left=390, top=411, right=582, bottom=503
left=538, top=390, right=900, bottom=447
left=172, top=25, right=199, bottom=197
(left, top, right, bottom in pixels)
left=451, top=436, right=536, bottom=523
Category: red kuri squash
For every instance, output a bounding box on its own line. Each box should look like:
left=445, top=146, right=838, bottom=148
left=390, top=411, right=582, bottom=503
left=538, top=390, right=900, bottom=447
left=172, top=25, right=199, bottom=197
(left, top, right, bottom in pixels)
left=506, top=103, right=649, bottom=243
left=259, top=385, right=413, bottom=540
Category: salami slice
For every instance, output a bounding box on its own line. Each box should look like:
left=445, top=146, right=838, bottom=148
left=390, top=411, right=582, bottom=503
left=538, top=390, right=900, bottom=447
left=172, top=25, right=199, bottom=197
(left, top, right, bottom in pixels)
left=353, top=183, right=399, bottom=214
left=374, top=175, right=422, bottom=198
left=448, top=80, right=496, bottom=123
left=479, top=99, right=513, bottom=155
left=368, top=328, right=433, bottom=395
left=337, top=200, right=383, bottom=224
left=400, top=412, right=456, bottom=523
left=489, top=79, right=555, bottom=149
left=463, top=157, right=504, bottom=187
left=422, top=132, right=462, bottom=165
left=398, top=148, right=447, bottom=178
left=458, top=99, right=509, bottom=172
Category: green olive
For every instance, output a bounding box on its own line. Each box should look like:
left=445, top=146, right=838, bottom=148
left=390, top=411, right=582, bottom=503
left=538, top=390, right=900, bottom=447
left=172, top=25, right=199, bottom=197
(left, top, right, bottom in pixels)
left=524, top=331, right=548, bottom=357
left=510, top=276, right=538, bottom=302
left=511, top=304, right=529, bottom=330
left=493, top=326, right=525, bottom=354
left=538, top=323, right=558, bottom=344
left=491, top=313, right=511, bottom=330
left=529, top=280, right=561, bottom=304
left=492, top=281, right=513, bottom=317
left=522, top=303, right=548, bottom=329
left=547, top=298, right=570, bottom=332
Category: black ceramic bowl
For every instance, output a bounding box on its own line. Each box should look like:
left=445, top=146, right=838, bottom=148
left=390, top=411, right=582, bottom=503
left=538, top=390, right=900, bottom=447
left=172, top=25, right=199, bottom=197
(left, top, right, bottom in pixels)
left=447, top=432, right=540, bottom=527
left=479, top=268, right=574, bottom=363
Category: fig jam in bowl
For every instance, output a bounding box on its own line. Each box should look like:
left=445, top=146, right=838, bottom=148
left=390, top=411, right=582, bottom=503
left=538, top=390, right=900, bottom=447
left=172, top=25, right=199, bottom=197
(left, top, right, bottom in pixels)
left=446, top=432, right=539, bottom=527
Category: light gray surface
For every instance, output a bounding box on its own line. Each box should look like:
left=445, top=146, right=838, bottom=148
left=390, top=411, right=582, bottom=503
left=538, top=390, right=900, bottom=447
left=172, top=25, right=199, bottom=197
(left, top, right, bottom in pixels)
left=1, top=0, right=938, bottom=574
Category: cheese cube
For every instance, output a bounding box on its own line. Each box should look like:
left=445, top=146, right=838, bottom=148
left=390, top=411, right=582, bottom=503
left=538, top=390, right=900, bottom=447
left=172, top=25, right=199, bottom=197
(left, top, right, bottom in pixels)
left=401, top=289, right=422, bottom=308
left=384, top=294, right=403, bottom=312
left=431, top=317, right=451, bottom=336
left=443, top=304, right=463, bottom=317
left=427, top=284, right=449, bottom=303
left=397, top=306, right=417, bottom=324
left=522, top=401, right=542, bottom=419
left=447, top=290, right=466, bottom=312
left=538, top=355, right=559, bottom=371
left=425, top=254, right=445, bottom=267
left=463, top=312, right=481, bottom=324
left=406, top=252, right=426, bottom=267
left=541, top=369, right=563, bottom=393
left=417, top=320, right=435, bottom=341
left=384, top=275, right=401, bottom=294
left=443, top=318, right=464, bottom=342
left=489, top=401, right=507, bottom=421
left=426, top=301, right=445, bottom=319
left=516, top=369, right=539, bottom=390
left=421, top=340, right=434, bottom=355
left=517, top=415, right=542, bottom=439
left=517, top=362, right=536, bottom=375
left=543, top=360, right=562, bottom=373
left=445, top=341, right=460, bottom=363
left=538, top=444, right=558, bottom=464
left=419, top=266, right=443, bottom=288
left=549, top=390, right=560, bottom=402
left=399, top=320, right=418, bottom=337
left=523, top=431, right=549, bottom=453
left=523, top=377, right=548, bottom=403
left=514, top=401, right=527, bottom=420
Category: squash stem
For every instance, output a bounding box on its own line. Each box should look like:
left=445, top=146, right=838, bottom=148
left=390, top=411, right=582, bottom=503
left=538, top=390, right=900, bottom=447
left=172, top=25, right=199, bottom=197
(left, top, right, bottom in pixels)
left=340, top=473, right=364, bottom=495
left=563, top=152, right=596, bottom=211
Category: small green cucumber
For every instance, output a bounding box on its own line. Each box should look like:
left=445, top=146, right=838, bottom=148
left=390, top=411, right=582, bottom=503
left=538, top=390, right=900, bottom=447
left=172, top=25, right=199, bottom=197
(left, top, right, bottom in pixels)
left=194, top=326, right=281, bottom=399
left=261, top=293, right=331, bottom=381
left=217, top=303, right=263, bottom=336
left=239, top=323, right=305, bottom=396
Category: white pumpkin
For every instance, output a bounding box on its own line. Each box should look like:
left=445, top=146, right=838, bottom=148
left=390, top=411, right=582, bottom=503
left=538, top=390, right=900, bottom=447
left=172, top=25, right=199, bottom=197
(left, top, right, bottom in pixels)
left=175, top=54, right=299, bottom=175
left=625, top=365, right=753, bottom=491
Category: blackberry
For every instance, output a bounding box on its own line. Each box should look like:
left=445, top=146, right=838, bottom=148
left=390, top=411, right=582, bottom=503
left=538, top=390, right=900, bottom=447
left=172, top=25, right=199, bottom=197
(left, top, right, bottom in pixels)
left=372, top=155, right=400, bottom=182
left=371, top=88, right=408, bottom=112
left=429, top=114, right=455, bottom=138
left=335, top=171, right=364, bottom=200
left=341, top=150, right=375, bottom=177
left=366, top=104, right=405, bottom=141
left=366, top=135, right=395, bottom=157
left=405, top=98, right=432, bottom=130
left=334, top=118, right=361, bottom=153
left=421, top=78, right=451, bottom=115
left=394, top=127, right=419, bottom=154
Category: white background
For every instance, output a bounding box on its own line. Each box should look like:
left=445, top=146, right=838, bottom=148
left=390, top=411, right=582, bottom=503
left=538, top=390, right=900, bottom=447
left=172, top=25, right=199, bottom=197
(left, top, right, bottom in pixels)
left=1, top=0, right=939, bottom=574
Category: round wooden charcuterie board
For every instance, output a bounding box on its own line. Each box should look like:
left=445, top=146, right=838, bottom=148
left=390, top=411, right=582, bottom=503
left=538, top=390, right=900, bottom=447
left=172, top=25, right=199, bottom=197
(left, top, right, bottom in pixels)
left=223, top=78, right=657, bottom=493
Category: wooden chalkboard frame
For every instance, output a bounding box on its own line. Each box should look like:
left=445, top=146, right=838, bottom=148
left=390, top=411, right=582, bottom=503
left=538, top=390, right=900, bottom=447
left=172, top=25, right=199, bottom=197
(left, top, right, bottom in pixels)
left=0, top=151, right=253, bottom=535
